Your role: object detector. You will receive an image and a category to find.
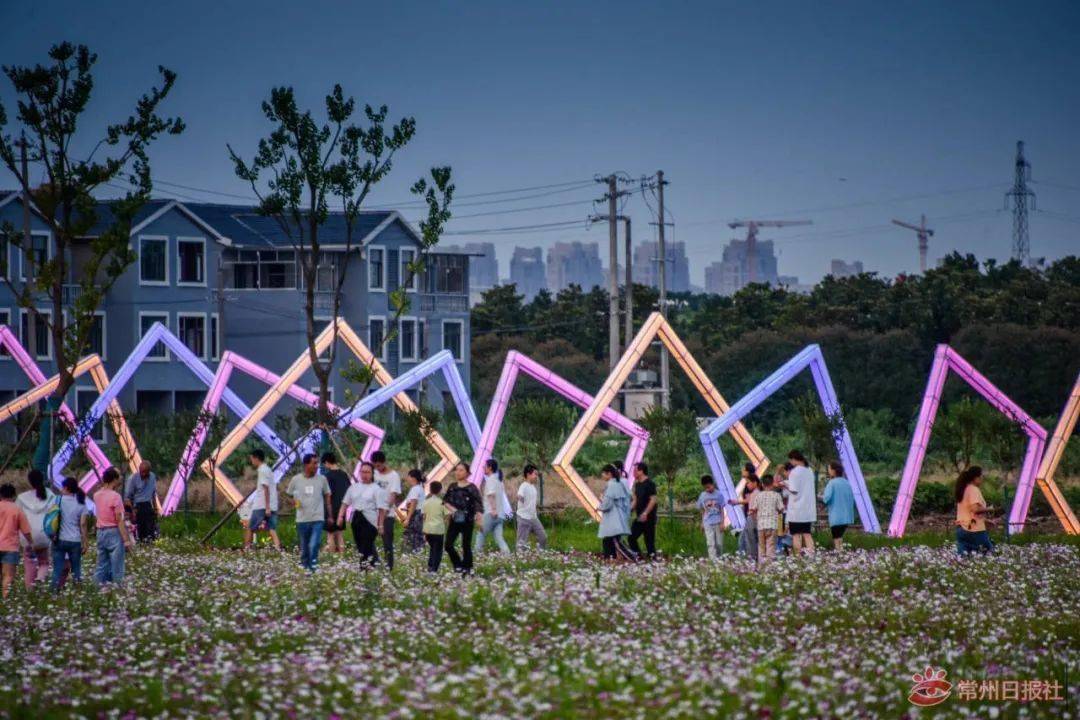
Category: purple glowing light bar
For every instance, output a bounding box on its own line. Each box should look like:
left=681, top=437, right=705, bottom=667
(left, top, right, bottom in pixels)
left=161, top=350, right=385, bottom=515
left=467, top=350, right=649, bottom=490
left=889, top=344, right=1047, bottom=537
left=699, top=345, right=881, bottom=533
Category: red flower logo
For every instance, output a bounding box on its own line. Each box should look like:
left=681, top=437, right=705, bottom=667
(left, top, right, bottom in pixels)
left=909, top=667, right=952, bottom=707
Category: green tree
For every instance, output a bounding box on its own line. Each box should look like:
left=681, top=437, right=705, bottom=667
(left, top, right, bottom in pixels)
left=507, top=398, right=575, bottom=507
left=792, top=392, right=846, bottom=473
left=638, top=405, right=698, bottom=520
left=400, top=404, right=443, bottom=469
left=933, top=397, right=990, bottom=472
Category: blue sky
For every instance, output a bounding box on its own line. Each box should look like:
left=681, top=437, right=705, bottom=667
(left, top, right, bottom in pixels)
left=4, top=0, right=1079, bottom=284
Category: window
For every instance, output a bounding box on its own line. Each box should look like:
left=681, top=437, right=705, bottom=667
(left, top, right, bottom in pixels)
left=19, top=233, right=50, bottom=282
left=88, top=312, right=106, bottom=359
left=0, top=236, right=7, bottom=279
left=139, top=236, right=168, bottom=285
left=231, top=250, right=259, bottom=289
left=368, top=246, right=386, bottom=291
left=310, top=386, right=335, bottom=404
left=75, top=388, right=106, bottom=443
left=399, top=317, right=418, bottom=361
left=209, top=313, right=220, bottom=361
left=260, top=251, right=296, bottom=289
left=426, top=254, right=466, bottom=294
left=178, top=313, right=207, bottom=359
left=442, top=319, right=464, bottom=361
left=315, top=253, right=336, bottom=292
left=368, top=316, right=386, bottom=361
left=0, top=308, right=9, bottom=358
left=177, top=238, right=205, bottom=285
left=399, top=249, right=419, bottom=291
left=139, top=312, right=170, bottom=360
left=418, top=320, right=426, bottom=359
left=20, top=309, right=52, bottom=360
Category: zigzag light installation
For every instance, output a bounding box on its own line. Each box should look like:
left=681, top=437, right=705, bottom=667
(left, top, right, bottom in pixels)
left=552, top=312, right=769, bottom=522
left=50, top=323, right=286, bottom=492
left=0, top=325, right=142, bottom=489
left=1033, top=371, right=1080, bottom=534
left=204, top=321, right=467, bottom=504
left=467, top=350, right=649, bottom=502
left=889, top=345, right=1047, bottom=537
left=699, top=345, right=881, bottom=533
left=162, top=350, right=385, bottom=514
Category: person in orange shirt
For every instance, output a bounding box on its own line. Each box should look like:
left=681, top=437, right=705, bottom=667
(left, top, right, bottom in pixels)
left=0, top=483, right=33, bottom=599
left=955, top=465, right=993, bottom=555
left=93, top=468, right=134, bottom=586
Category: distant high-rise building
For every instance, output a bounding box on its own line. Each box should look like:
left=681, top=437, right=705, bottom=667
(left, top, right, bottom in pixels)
left=509, top=246, right=547, bottom=300
left=704, top=238, right=780, bottom=295
left=442, top=241, right=498, bottom=305
left=546, top=241, right=604, bottom=292
left=631, top=241, right=690, bottom=293
left=830, top=259, right=864, bottom=278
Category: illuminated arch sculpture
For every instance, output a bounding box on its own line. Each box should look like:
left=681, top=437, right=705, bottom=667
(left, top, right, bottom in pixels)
left=699, top=345, right=881, bottom=533
left=889, top=345, right=1047, bottom=537
left=552, top=312, right=769, bottom=521
left=161, top=350, right=385, bottom=514
left=50, top=323, right=287, bottom=491
left=0, top=325, right=142, bottom=488
left=1033, top=372, right=1080, bottom=534
left=204, top=321, right=471, bottom=506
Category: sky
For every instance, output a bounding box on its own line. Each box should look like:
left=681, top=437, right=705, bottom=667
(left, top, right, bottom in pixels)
left=3, top=0, right=1079, bottom=286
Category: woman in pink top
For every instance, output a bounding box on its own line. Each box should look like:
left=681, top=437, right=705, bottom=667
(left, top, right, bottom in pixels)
left=93, top=468, right=133, bottom=586
left=0, top=483, right=32, bottom=599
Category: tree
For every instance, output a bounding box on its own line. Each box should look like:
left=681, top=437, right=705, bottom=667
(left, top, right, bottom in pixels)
left=933, top=397, right=989, bottom=472
left=638, top=405, right=698, bottom=520
left=0, top=42, right=183, bottom=469
left=507, top=398, right=575, bottom=507
left=792, top=392, right=847, bottom=474
left=400, top=404, right=442, bottom=469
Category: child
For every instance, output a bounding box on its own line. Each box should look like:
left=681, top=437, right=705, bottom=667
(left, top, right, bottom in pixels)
left=16, top=469, right=53, bottom=589
left=729, top=472, right=760, bottom=561
left=401, top=469, right=426, bottom=554
left=0, top=483, right=32, bottom=598
left=696, top=475, right=726, bottom=561
left=749, top=474, right=785, bottom=566
left=421, top=481, right=454, bottom=572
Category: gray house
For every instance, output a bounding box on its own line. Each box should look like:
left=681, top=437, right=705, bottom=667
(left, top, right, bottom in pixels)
left=0, top=192, right=471, bottom=439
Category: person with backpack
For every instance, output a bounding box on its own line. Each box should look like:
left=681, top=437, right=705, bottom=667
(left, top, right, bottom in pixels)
left=16, top=469, right=54, bottom=589
left=49, top=477, right=89, bottom=591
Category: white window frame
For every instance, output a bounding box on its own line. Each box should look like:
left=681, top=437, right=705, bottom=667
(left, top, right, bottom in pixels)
left=367, top=245, right=386, bottom=292
left=138, top=235, right=170, bottom=286
left=88, top=310, right=107, bottom=361
left=442, top=319, right=464, bottom=363
left=399, top=316, right=419, bottom=361
left=177, top=311, right=208, bottom=360
left=75, top=385, right=106, bottom=444
left=176, top=236, right=207, bottom=287
left=399, top=248, right=419, bottom=292
left=19, top=308, right=53, bottom=360
left=138, top=311, right=171, bottom=362
left=19, top=231, right=51, bottom=282
left=0, top=308, right=10, bottom=359
left=368, top=315, right=387, bottom=361
left=309, top=386, right=335, bottom=405
left=209, top=312, right=221, bottom=361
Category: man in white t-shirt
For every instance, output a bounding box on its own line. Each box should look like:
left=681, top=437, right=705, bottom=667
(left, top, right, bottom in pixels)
left=782, top=450, right=817, bottom=557
left=244, top=449, right=281, bottom=551
left=371, top=451, right=401, bottom=570
left=515, top=464, right=546, bottom=551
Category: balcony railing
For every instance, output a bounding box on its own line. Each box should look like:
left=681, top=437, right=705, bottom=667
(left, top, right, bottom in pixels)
left=417, top=293, right=468, bottom=313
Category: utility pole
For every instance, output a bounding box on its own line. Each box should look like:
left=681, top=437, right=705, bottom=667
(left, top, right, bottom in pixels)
left=623, top=216, right=633, bottom=349
left=1005, top=140, right=1035, bottom=265
left=656, top=170, right=669, bottom=409
left=596, top=175, right=622, bottom=372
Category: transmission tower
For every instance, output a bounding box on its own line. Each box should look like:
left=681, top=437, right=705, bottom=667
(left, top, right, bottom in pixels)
left=1004, top=140, right=1035, bottom=264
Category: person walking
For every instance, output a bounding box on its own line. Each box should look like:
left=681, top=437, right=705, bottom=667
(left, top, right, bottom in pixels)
left=339, top=462, right=385, bottom=569
left=50, top=477, right=89, bottom=592
left=783, top=451, right=817, bottom=556
left=123, top=461, right=159, bottom=543
left=627, top=462, right=658, bottom=559
left=0, top=483, right=32, bottom=599
left=371, top=451, right=401, bottom=570
left=421, top=481, right=454, bottom=572
left=474, top=459, right=510, bottom=554
left=16, top=469, right=53, bottom=589
left=515, top=464, right=547, bottom=551
left=320, top=452, right=351, bottom=554
left=93, top=468, right=134, bottom=586
left=749, top=474, right=786, bottom=566
left=286, top=453, right=331, bottom=572
left=244, top=449, right=282, bottom=551
left=401, top=469, right=426, bottom=554
left=821, top=461, right=855, bottom=550
left=443, top=462, right=483, bottom=574
left=729, top=470, right=760, bottom=561
left=598, top=464, right=633, bottom=560
left=696, top=475, right=727, bottom=562
left=955, top=466, right=994, bottom=555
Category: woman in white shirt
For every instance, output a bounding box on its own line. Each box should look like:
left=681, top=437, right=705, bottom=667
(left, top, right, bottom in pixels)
left=16, top=469, right=54, bottom=589
left=473, top=459, right=510, bottom=554
left=337, top=462, right=385, bottom=568
left=782, top=450, right=817, bottom=556
left=401, top=469, right=426, bottom=554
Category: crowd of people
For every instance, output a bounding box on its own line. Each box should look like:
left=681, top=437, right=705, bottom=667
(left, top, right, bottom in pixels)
left=0, top=445, right=1000, bottom=595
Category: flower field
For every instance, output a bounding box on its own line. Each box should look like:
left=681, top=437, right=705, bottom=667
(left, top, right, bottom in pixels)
left=0, top=540, right=1077, bottom=719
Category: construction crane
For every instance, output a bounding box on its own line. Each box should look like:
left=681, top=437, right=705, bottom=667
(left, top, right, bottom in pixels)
left=727, top=219, right=812, bottom=283
left=891, top=215, right=934, bottom=274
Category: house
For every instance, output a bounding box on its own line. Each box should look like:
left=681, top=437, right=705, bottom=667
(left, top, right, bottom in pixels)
left=0, top=192, right=471, bottom=440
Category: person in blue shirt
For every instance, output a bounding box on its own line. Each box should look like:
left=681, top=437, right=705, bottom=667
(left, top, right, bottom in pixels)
left=821, top=460, right=855, bottom=550
left=696, top=475, right=727, bottom=561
